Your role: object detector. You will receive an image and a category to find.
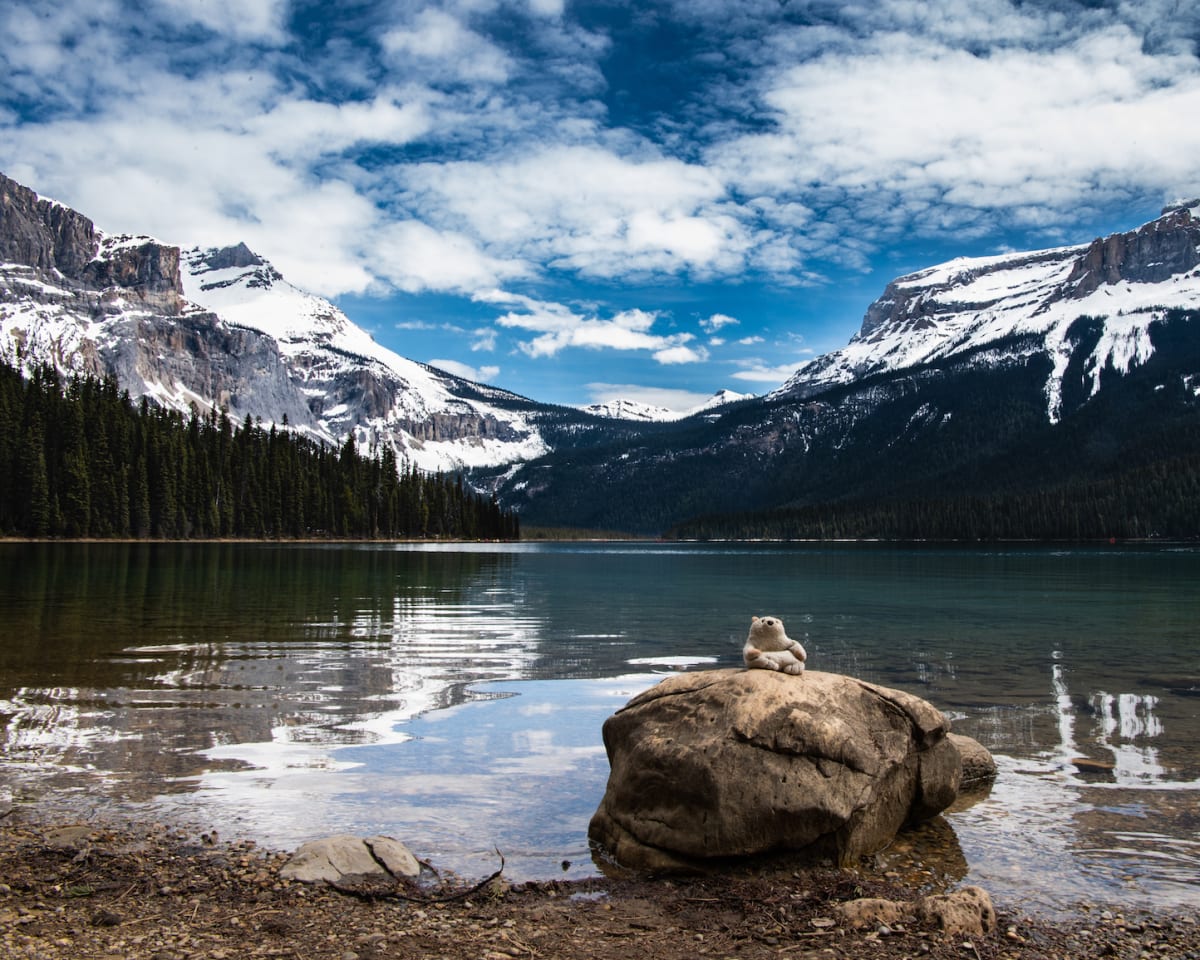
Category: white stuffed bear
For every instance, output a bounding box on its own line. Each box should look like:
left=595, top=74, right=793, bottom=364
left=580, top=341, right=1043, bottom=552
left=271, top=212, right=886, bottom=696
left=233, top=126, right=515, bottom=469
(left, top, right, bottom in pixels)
left=743, top=615, right=807, bottom=675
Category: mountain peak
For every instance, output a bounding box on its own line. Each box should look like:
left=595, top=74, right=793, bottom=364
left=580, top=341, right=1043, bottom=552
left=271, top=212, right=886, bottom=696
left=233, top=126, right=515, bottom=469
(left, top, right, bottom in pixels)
left=581, top=389, right=753, bottom=422
left=581, top=398, right=676, bottom=422
left=1162, top=198, right=1200, bottom=217
left=196, top=242, right=265, bottom=271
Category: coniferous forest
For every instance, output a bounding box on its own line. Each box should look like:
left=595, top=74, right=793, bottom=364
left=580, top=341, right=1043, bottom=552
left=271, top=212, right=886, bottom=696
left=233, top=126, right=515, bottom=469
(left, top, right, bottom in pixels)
left=0, top=360, right=519, bottom=541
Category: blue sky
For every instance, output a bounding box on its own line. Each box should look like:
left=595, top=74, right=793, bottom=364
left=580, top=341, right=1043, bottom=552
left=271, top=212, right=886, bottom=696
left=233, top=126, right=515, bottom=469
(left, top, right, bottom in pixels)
left=3, top=1, right=1200, bottom=409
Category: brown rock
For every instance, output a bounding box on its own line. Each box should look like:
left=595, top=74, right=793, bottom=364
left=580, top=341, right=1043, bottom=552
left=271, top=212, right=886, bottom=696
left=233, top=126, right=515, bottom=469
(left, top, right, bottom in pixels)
left=917, top=886, right=998, bottom=937
left=947, top=733, right=997, bottom=788
left=835, top=886, right=997, bottom=938
left=834, top=897, right=909, bottom=929
left=588, top=669, right=962, bottom=872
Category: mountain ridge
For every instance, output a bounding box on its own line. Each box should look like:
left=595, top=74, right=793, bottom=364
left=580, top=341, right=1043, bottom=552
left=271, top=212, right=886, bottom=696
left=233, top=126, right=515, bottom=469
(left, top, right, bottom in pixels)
left=579, top=389, right=754, bottom=422
left=4, top=169, right=1200, bottom=537
left=481, top=202, right=1200, bottom=534
left=0, top=171, right=578, bottom=475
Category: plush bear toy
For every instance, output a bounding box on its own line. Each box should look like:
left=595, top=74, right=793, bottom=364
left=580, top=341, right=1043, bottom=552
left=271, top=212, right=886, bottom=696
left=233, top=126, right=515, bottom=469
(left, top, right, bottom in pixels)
left=743, top=615, right=807, bottom=675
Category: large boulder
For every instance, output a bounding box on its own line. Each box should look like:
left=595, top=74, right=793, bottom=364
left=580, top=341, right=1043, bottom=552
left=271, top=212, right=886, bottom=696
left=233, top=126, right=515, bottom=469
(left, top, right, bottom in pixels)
left=588, top=669, right=963, bottom=872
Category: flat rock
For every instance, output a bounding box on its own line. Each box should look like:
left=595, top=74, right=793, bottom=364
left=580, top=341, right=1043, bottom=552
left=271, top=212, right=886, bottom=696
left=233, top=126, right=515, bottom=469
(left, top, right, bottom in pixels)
left=280, top=835, right=419, bottom=883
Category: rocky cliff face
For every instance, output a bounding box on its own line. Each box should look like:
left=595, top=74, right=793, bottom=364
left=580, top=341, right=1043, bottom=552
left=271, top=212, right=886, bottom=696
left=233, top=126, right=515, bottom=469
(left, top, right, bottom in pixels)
left=0, top=173, right=98, bottom=275
left=0, top=171, right=561, bottom=474
left=1, top=173, right=183, bottom=315
left=1060, top=201, right=1200, bottom=297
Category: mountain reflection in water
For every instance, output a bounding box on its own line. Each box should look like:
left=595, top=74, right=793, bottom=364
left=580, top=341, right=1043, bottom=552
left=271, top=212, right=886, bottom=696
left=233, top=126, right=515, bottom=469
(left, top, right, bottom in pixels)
left=0, top=541, right=1197, bottom=915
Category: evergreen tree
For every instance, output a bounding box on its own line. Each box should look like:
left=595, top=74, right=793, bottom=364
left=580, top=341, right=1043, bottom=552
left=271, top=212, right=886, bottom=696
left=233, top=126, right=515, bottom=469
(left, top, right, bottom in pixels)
left=0, top=359, right=519, bottom=542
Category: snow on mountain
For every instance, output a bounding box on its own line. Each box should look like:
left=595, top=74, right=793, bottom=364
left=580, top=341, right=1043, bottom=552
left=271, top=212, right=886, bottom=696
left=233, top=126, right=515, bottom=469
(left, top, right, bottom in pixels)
left=581, top=389, right=753, bottom=422
left=775, top=200, right=1200, bottom=421
left=580, top=398, right=678, bottom=421
left=690, top=389, right=753, bottom=414
left=0, top=171, right=550, bottom=476
left=179, top=243, right=548, bottom=472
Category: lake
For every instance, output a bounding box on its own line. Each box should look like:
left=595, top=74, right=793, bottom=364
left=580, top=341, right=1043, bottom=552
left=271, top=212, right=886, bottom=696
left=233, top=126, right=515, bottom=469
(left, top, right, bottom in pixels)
left=0, top=541, right=1197, bottom=916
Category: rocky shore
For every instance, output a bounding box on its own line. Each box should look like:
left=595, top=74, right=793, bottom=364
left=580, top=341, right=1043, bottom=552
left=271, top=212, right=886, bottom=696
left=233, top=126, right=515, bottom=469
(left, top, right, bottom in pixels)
left=2, top=813, right=1197, bottom=960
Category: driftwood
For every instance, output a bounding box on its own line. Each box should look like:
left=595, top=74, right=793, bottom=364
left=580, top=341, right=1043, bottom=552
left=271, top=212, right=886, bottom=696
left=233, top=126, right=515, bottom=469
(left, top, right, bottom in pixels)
left=327, top=848, right=507, bottom=904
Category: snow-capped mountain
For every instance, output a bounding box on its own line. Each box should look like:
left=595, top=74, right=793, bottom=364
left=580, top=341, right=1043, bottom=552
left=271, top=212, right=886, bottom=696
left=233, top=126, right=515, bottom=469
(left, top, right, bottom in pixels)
left=776, top=200, right=1200, bottom=422
left=176, top=242, right=551, bottom=470
left=581, top=389, right=753, bottom=422
left=580, top=398, right=677, bottom=422
left=0, top=172, right=554, bottom=474
left=692, top=389, right=754, bottom=414
left=6, top=167, right=1200, bottom=536
left=485, top=201, right=1200, bottom=534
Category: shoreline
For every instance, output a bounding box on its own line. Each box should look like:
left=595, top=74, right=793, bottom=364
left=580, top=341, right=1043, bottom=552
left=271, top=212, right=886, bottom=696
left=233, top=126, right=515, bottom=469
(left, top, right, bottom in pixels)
left=2, top=809, right=1197, bottom=960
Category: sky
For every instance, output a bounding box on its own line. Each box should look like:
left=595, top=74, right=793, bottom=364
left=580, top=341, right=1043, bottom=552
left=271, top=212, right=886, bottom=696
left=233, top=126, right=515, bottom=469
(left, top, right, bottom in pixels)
left=3, top=0, right=1200, bottom=410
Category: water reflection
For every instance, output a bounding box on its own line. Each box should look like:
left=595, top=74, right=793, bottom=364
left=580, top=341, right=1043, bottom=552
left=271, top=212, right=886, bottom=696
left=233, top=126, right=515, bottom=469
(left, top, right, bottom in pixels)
left=0, top=542, right=1198, bottom=913
left=932, top=652, right=1200, bottom=913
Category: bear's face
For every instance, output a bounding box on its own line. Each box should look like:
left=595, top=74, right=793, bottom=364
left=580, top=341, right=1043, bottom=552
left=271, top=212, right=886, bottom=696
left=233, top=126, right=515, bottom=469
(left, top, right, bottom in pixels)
left=749, top=615, right=788, bottom=645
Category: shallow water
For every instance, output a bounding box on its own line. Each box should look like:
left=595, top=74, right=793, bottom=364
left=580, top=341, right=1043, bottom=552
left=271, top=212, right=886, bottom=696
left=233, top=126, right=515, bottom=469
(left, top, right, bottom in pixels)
left=0, top=541, right=1197, bottom=915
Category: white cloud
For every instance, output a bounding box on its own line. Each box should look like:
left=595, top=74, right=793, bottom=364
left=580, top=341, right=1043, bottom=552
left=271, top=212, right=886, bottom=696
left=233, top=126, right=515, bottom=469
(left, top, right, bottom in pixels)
left=711, top=21, right=1200, bottom=240
left=731, top=361, right=808, bottom=384
left=155, top=0, right=289, bottom=42
left=471, top=327, right=498, bottom=351
left=400, top=144, right=752, bottom=279
left=373, top=221, right=529, bottom=294
left=477, top=290, right=701, bottom=361
left=654, top=344, right=709, bottom=365
left=381, top=9, right=512, bottom=84
left=428, top=358, right=501, bottom=383
left=528, top=0, right=565, bottom=16
left=396, top=320, right=469, bottom=333
left=700, top=313, right=739, bottom=333
left=246, top=93, right=432, bottom=159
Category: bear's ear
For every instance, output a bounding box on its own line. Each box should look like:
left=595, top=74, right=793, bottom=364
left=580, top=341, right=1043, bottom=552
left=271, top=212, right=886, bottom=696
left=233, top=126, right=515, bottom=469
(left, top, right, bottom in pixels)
left=750, top=615, right=760, bottom=624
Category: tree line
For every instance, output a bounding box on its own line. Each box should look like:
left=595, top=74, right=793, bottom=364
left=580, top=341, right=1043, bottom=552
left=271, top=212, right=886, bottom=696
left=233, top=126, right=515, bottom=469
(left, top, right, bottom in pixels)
left=665, top=452, right=1200, bottom=541
left=0, top=361, right=519, bottom=541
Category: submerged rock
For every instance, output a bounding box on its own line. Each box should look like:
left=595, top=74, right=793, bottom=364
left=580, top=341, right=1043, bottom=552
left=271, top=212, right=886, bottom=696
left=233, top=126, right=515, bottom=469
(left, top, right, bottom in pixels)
left=589, top=669, right=965, bottom=872
left=948, top=732, right=998, bottom=789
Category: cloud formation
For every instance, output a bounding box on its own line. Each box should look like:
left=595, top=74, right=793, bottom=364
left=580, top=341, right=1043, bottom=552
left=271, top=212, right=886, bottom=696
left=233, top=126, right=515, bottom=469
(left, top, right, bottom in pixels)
left=2, top=0, right=1198, bottom=396
left=477, top=290, right=703, bottom=362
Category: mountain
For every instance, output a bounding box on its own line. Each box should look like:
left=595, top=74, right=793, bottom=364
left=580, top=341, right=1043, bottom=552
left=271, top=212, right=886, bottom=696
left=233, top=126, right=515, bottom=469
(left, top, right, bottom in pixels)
left=776, top=199, right=1200, bottom=423
left=0, top=171, right=580, bottom=475
left=4, top=169, right=1199, bottom=538
left=580, top=389, right=753, bottom=422
left=580, top=398, right=678, bottom=422
left=480, top=202, right=1200, bottom=536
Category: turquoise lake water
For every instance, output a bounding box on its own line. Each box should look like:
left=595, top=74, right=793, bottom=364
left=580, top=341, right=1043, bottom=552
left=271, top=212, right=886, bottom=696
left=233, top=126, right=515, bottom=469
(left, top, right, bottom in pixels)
left=0, top=541, right=1197, bottom=915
